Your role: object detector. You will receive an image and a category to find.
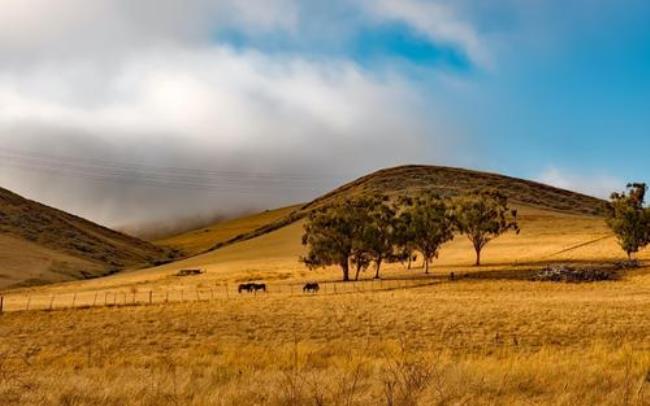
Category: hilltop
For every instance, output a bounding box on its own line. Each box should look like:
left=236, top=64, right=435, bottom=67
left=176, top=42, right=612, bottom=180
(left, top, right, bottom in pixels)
left=0, top=187, right=172, bottom=289
left=173, top=165, right=608, bottom=253
left=304, top=165, right=607, bottom=215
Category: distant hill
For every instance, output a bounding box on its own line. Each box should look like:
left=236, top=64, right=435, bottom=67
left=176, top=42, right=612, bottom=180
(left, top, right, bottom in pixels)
left=155, top=205, right=302, bottom=256
left=303, top=165, right=607, bottom=215
left=0, top=187, right=173, bottom=289
left=202, top=165, right=609, bottom=252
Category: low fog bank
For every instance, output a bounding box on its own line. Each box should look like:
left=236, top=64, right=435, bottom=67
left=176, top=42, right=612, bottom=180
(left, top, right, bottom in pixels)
left=0, top=131, right=415, bottom=232
left=118, top=209, right=258, bottom=240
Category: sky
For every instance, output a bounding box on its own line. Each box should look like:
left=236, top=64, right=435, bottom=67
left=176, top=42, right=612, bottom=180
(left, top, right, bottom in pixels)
left=0, top=0, right=649, bottom=231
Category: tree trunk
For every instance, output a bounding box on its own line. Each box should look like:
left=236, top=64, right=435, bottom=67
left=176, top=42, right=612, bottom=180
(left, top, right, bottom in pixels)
left=424, top=257, right=430, bottom=274
left=407, top=254, right=412, bottom=270
left=374, top=258, right=382, bottom=279
left=341, top=260, right=350, bottom=282
left=474, top=246, right=481, bottom=266
left=355, top=262, right=361, bottom=281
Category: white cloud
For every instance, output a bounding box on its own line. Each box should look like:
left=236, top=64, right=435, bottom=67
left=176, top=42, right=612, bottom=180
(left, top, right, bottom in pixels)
left=0, top=45, right=449, bottom=227
left=361, top=0, right=491, bottom=67
left=536, top=166, right=623, bottom=199
left=0, top=0, right=299, bottom=65
left=0, top=0, right=473, bottom=229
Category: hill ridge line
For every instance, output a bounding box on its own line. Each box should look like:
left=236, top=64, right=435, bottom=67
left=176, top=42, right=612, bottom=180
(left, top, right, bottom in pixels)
left=200, top=164, right=608, bottom=255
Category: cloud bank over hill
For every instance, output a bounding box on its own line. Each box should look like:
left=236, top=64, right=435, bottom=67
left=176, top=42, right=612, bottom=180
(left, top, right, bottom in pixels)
left=0, top=0, right=467, bottom=229
left=0, top=0, right=647, bottom=230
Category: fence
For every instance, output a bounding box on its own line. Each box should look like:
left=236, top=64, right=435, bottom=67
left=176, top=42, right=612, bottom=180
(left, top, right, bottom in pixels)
left=0, top=277, right=441, bottom=314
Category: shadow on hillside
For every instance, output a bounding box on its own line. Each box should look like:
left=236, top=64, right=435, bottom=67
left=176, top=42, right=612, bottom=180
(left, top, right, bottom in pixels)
left=334, top=259, right=644, bottom=285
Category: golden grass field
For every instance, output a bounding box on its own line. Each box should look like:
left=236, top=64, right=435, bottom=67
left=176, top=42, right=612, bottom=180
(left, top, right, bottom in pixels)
left=2, top=204, right=650, bottom=405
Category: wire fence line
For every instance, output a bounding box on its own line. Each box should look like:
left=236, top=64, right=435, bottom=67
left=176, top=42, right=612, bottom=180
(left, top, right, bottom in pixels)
left=0, top=277, right=441, bottom=314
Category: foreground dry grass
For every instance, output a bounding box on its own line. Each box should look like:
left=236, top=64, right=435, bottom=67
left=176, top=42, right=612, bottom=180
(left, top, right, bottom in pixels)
left=3, top=204, right=650, bottom=404
left=4, top=272, right=650, bottom=405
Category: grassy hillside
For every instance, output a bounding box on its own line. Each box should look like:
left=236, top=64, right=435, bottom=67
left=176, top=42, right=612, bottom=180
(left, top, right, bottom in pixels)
left=303, top=165, right=608, bottom=215
left=3, top=202, right=650, bottom=404
left=5, top=204, right=628, bottom=299
left=155, top=204, right=301, bottom=255
left=203, top=165, right=609, bottom=253
left=0, top=187, right=172, bottom=289
left=4, top=166, right=649, bottom=404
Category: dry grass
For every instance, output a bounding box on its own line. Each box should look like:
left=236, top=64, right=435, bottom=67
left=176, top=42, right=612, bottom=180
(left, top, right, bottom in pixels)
left=155, top=205, right=302, bottom=256
left=3, top=204, right=650, bottom=404
left=4, top=276, right=650, bottom=405
left=0, top=187, right=170, bottom=289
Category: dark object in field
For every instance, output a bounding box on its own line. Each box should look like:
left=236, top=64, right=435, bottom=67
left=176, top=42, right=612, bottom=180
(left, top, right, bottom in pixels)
left=614, top=259, right=641, bottom=269
left=449, top=272, right=456, bottom=281
left=176, top=269, right=203, bottom=277
left=238, top=283, right=267, bottom=293
left=533, top=265, right=618, bottom=283
left=303, top=282, right=320, bottom=293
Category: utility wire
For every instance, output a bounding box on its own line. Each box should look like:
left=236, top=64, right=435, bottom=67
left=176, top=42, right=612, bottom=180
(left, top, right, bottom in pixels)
left=0, top=147, right=352, bottom=196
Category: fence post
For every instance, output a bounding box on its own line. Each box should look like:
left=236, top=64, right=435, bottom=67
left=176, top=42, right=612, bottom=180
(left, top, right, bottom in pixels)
left=149, top=290, right=153, bottom=305
left=0, top=295, right=3, bottom=314
left=93, top=293, right=98, bottom=307
left=49, top=295, right=55, bottom=311
left=26, top=296, right=31, bottom=311
left=72, top=293, right=77, bottom=308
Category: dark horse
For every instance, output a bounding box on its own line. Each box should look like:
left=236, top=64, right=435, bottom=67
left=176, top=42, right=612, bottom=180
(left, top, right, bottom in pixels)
left=238, top=283, right=267, bottom=293
left=303, top=282, right=320, bottom=293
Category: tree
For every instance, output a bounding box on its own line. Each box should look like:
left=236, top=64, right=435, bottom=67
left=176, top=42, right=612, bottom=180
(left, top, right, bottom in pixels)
left=453, top=190, right=519, bottom=266
left=606, top=183, right=650, bottom=259
left=301, top=199, right=368, bottom=281
left=401, top=192, right=455, bottom=274
left=393, top=196, right=418, bottom=270
left=350, top=248, right=372, bottom=281
left=360, top=195, right=398, bottom=279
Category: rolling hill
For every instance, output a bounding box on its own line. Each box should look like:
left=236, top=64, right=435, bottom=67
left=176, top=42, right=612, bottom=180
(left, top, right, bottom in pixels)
left=2, top=165, right=611, bottom=290
left=0, top=187, right=173, bottom=289
left=1, top=167, right=645, bottom=406
left=303, top=165, right=607, bottom=215
left=162, top=165, right=609, bottom=254
left=155, top=204, right=302, bottom=256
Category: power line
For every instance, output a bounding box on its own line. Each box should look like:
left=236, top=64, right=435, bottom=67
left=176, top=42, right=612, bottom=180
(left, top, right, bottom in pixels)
left=0, top=147, right=353, bottom=196
left=0, top=146, right=350, bottom=181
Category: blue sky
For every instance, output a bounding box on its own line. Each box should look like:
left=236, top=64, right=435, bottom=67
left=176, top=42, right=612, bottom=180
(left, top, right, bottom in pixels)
left=0, top=0, right=649, bottom=226
left=212, top=0, right=650, bottom=191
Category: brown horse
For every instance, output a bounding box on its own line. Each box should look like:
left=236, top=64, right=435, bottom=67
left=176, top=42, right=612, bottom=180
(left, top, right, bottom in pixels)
left=303, top=282, right=320, bottom=293
left=238, top=283, right=267, bottom=293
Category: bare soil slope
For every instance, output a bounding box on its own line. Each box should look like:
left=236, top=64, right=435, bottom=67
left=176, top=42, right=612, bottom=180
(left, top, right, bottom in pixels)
left=0, top=187, right=171, bottom=289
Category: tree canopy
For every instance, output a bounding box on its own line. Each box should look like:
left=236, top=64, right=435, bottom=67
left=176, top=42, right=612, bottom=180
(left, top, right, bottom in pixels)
left=452, top=190, right=519, bottom=266
left=606, top=183, right=650, bottom=259
left=399, top=192, right=455, bottom=274
left=301, top=189, right=521, bottom=280
left=301, top=198, right=369, bottom=281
